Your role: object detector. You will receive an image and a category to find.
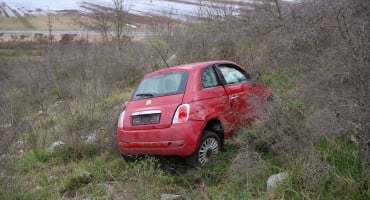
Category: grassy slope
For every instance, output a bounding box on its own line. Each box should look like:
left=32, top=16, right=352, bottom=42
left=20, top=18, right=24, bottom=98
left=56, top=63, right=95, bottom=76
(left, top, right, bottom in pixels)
left=0, top=15, right=80, bottom=30
left=0, top=5, right=368, bottom=197
left=0, top=45, right=367, bottom=199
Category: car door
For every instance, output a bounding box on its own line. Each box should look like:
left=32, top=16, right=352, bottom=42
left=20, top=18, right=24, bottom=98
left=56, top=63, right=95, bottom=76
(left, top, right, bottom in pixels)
left=216, top=64, right=257, bottom=133
left=199, top=65, right=235, bottom=131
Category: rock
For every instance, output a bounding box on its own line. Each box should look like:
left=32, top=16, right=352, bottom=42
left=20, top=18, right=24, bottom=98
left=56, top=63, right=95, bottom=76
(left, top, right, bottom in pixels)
left=16, top=140, right=24, bottom=154
left=267, top=172, right=289, bottom=192
left=49, top=141, right=65, bottom=152
left=1, top=123, right=12, bottom=129
left=35, top=185, right=42, bottom=191
left=0, top=168, right=6, bottom=177
left=86, top=134, right=99, bottom=144
left=48, top=176, right=58, bottom=183
left=79, top=171, right=93, bottom=184
left=161, top=194, right=182, bottom=200
left=350, top=135, right=360, bottom=144
left=80, top=171, right=92, bottom=180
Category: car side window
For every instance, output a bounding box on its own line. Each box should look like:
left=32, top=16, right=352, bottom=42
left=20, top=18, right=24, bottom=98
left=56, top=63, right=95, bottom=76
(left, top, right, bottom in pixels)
left=218, top=65, right=248, bottom=85
left=202, top=66, right=221, bottom=88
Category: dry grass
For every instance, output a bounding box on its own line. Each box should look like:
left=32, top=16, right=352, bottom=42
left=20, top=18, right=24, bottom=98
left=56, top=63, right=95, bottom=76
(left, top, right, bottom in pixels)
left=0, top=15, right=79, bottom=30
left=0, top=0, right=368, bottom=199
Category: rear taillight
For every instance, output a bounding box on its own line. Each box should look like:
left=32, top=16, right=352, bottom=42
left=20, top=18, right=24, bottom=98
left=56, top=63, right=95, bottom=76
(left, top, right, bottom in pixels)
left=117, top=111, right=125, bottom=128
left=172, top=104, right=190, bottom=124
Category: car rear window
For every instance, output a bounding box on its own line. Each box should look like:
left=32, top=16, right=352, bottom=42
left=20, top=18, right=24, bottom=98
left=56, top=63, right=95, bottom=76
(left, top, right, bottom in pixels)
left=132, top=72, right=189, bottom=100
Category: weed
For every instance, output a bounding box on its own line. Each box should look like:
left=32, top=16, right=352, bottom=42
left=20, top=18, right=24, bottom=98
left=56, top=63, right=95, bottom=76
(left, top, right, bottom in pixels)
left=62, top=172, right=92, bottom=197
left=51, top=143, right=103, bottom=163
left=83, top=184, right=107, bottom=197
left=18, top=149, right=49, bottom=171
left=317, top=137, right=362, bottom=176
left=79, top=154, right=126, bottom=182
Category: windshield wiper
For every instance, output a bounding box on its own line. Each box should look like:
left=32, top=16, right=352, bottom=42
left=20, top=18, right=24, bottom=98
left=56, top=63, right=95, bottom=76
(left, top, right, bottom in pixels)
left=135, top=93, right=154, bottom=98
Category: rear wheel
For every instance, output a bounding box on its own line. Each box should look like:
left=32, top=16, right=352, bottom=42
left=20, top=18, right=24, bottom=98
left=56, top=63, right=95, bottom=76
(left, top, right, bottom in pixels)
left=186, top=130, right=221, bottom=167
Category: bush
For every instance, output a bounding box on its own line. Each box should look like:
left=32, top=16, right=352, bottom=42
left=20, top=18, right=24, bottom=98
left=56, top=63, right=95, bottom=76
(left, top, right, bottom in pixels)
left=51, top=143, right=103, bottom=163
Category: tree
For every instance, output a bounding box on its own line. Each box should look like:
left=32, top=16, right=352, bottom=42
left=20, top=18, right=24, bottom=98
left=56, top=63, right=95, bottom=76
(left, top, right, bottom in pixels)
left=76, top=0, right=129, bottom=47
left=77, top=2, right=112, bottom=41
left=112, top=0, right=128, bottom=50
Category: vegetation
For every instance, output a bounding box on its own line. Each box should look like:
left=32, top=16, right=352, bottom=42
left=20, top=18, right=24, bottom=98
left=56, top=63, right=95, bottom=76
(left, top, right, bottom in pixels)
left=0, top=0, right=368, bottom=199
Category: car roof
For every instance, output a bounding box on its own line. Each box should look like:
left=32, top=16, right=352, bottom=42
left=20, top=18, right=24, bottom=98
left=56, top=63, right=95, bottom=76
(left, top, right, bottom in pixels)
left=143, top=60, right=236, bottom=77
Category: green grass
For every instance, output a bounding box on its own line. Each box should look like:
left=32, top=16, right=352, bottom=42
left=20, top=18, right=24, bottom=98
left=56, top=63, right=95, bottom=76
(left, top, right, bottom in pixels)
left=316, top=137, right=362, bottom=176
left=262, top=67, right=301, bottom=92
left=4, top=133, right=247, bottom=199
left=18, top=149, right=50, bottom=171
left=3, top=98, right=366, bottom=199
left=1, top=36, right=368, bottom=200
left=276, top=136, right=369, bottom=200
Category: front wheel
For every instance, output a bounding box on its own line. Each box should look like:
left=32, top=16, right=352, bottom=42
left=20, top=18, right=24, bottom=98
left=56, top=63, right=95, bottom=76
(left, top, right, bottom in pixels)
left=186, top=130, right=221, bottom=167
left=121, top=154, right=138, bottom=162
left=264, top=96, right=274, bottom=114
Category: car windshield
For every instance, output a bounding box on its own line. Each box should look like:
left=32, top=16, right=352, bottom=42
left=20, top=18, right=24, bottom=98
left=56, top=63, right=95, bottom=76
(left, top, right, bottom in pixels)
left=132, top=71, right=189, bottom=100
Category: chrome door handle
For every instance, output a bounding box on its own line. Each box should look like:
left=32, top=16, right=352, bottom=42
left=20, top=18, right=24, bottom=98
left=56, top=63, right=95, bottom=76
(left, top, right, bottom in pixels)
left=230, top=95, right=238, bottom=100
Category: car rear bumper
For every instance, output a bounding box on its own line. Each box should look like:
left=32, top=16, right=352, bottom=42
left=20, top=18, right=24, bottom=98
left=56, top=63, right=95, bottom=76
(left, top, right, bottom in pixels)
left=117, top=120, right=204, bottom=157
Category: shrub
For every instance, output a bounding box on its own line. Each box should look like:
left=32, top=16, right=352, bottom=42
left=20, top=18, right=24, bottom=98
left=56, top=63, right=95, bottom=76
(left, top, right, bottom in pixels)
left=60, top=34, right=76, bottom=44
left=51, top=143, right=103, bottom=163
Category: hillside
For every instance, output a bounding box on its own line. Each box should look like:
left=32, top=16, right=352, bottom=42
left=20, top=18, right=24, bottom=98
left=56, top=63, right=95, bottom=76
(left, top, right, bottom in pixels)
left=1, top=0, right=242, bottom=20
left=0, top=0, right=368, bottom=199
left=0, top=0, right=191, bottom=32
left=0, top=1, right=29, bottom=17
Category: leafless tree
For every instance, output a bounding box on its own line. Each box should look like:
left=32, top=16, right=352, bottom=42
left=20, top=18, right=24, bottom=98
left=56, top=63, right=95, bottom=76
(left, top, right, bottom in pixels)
left=47, top=11, right=53, bottom=45
left=112, top=0, right=129, bottom=50
left=77, top=3, right=112, bottom=41
left=76, top=0, right=130, bottom=47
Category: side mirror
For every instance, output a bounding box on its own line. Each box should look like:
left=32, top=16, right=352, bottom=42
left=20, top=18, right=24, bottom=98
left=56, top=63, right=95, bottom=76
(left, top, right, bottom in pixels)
left=251, top=73, right=260, bottom=87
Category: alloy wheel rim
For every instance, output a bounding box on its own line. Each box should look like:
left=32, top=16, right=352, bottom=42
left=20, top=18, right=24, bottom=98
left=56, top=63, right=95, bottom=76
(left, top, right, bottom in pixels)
left=198, top=137, right=219, bottom=165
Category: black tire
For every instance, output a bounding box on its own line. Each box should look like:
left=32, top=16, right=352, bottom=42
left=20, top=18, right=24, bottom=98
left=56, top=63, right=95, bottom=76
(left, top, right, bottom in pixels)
left=121, top=154, right=138, bottom=162
left=186, top=130, right=221, bottom=167
left=264, top=96, right=273, bottom=114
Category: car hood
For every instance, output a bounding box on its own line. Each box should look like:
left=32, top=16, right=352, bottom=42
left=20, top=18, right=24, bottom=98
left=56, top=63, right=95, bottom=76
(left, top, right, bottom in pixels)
left=123, top=94, right=184, bottom=130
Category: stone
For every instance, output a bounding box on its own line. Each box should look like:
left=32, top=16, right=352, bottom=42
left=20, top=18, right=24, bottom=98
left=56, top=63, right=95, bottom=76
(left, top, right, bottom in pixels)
left=1, top=123, right=12, bottom=129
left=48, top=176, right=58, bottom=183
left=267, top=172, right=289, bottom=192
left=86, top=134, right=99, bottom=144
left=161, top=194, right=182, bottom=200
left=49, top=141, right=65, bottom=152
left=80, top=171, right=92, bottom=179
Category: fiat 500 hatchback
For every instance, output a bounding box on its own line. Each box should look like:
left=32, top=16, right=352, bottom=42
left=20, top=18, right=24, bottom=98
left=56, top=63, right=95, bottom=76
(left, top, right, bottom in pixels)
left=117, top=61, right=272, bottom=166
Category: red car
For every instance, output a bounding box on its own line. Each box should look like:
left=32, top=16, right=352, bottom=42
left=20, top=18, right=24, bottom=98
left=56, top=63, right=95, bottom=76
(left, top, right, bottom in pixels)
left=117, top=61, right=272, bottom=166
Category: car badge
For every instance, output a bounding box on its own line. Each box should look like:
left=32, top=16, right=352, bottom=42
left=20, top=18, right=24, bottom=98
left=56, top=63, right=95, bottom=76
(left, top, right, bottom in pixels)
left=146, top=99, right=152, bottom=106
